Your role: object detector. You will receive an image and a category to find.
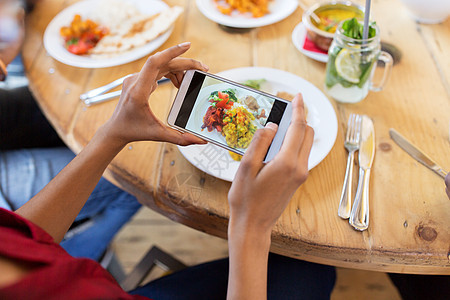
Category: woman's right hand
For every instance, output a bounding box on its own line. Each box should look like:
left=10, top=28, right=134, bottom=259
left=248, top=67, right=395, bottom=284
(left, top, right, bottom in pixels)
left=228, top=93, right=314, bottom=236
left=226, top=94, right=314, bottom=300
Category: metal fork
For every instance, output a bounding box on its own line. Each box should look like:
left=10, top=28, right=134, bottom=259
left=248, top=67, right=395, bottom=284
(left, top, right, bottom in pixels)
left=338, top=114, right=362, bottom=219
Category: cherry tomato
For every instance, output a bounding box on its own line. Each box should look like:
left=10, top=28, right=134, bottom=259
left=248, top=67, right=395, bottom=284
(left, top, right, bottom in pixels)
left=218, top=91, right=229, bottom=101
left=216, top=98, right=233, bottom=109
left=67, top=40, right=90, bottom=55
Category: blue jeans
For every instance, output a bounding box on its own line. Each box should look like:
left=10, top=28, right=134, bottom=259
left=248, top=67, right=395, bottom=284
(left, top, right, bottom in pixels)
left=0, top=147, right=141, bottom=261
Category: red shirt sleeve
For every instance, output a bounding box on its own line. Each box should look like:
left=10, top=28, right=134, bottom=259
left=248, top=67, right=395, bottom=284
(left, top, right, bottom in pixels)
left=0, top=208, right=149, bottom=300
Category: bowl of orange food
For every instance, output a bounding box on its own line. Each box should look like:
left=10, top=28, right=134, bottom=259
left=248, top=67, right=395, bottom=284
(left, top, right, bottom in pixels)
left=302, top=1, right=364, bottom=52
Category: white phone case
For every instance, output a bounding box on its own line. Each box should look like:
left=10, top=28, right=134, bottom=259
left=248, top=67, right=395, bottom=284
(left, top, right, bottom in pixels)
left=167, top=70, right=292, bottom=162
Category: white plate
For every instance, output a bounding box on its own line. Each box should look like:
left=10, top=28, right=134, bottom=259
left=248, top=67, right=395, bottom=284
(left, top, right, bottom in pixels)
left=44, top=0, right=173, bottom=68
left=292, top=22, right=328, bottom=63
left=196, top=0, right=298, bottom=28
left=178, top=67, right=338, bottom=182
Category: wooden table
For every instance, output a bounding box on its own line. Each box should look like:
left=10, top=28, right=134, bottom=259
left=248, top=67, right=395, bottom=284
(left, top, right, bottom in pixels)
left=23, top=0, right=450, bottom=274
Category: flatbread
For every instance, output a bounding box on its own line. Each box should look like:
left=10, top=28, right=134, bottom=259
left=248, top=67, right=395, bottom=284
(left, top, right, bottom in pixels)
left=89, top=4, right=183, bottom=55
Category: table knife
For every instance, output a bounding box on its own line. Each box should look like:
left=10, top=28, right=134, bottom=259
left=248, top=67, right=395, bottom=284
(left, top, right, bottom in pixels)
left=349, top=116, right=375, bottom=231
left=389, top=129, right=447, bottom=179
left=80, top=73, right=136, bottom=101
left=81, top=77, right=170, bottom=106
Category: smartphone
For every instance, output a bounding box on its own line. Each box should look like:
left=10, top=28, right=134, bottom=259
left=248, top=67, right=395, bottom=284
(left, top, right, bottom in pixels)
left=167, top=70, right=292, bottom=162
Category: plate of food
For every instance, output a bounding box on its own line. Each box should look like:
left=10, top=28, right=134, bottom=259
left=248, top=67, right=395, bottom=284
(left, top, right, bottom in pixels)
left=177, top=67, right=338, bottom=182
left=196, top=0, right=298, bottom=28
left=186, top=82, right=275, bottom=152
left=43, top=0, right=183, bottom=68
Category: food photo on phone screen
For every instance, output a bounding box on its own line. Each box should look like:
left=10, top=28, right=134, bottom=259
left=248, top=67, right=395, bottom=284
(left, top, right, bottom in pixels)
left=168, top=70, right=293, bottom=162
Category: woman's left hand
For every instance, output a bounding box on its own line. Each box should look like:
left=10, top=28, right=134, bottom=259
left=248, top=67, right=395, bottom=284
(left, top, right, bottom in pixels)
left=103, top=42, right=208, bottom=148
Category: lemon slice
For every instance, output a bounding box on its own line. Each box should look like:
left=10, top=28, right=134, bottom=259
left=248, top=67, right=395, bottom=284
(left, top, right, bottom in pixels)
left=335, top=49, right=361, bottom=84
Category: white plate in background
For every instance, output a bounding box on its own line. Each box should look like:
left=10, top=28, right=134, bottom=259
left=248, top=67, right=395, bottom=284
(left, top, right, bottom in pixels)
left=44, top=0, right=173, bottom=68
left=196, top=0, right=297, bottom=28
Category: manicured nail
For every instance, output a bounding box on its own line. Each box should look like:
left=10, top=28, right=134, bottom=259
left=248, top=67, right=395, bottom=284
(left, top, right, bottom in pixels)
left=265, top=122, right=278, bottom=131
left=178, top=42, right=191, bottom=48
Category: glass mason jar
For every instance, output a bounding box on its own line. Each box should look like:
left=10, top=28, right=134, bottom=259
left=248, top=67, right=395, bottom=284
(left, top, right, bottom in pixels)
left=324, top=22, right=393, bottom=103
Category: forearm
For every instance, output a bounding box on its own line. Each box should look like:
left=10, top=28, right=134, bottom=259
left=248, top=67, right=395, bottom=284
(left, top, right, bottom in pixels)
left=16, top=123, right=126, bottom=243
left=13, top=43, right=205, bottom=243
left=227, top=219, right=272, bottom=300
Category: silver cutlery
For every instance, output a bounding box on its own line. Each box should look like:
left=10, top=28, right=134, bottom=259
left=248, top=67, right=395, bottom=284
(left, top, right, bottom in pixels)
left=80, top=73, right=136, bottom=101
left=83, top=90, right=123, bottom=106
left=80, top=75, right=170, bottom=106
left=338, top=114, right=362, bottom=219
left=350, top=115, right=375, bottom=231
left=389, top=129, right=447, bottom=179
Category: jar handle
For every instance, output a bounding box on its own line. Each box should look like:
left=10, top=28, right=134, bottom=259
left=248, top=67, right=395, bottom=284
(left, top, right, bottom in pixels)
left=370, top=51, right=393, bottom=92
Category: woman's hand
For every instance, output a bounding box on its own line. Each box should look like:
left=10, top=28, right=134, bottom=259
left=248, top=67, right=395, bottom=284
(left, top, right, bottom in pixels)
left=228, top=93, right=314, bottom=235
left=102, top=42, right=208, bottom=148
left=226, top=94, right=314, bottom=300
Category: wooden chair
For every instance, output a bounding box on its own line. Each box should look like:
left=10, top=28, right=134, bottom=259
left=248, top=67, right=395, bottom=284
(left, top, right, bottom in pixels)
left=100, top=245, right=188, bottom=291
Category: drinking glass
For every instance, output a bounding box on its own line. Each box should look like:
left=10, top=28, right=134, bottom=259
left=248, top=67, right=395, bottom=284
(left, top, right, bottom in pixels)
left=324, top=22, right=393, bottom=103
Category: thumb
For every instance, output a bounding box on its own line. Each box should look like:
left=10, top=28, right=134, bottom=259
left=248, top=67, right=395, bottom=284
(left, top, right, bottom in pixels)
left=240, top=122, right=278, bottom=172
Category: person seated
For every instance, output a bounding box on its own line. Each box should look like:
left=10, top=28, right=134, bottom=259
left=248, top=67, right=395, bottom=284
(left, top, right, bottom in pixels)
left=0, top=0, right=64, bottom=149
left=0, top=43, right=336, bottom=299
left=0, top=0, right=141, bottom=261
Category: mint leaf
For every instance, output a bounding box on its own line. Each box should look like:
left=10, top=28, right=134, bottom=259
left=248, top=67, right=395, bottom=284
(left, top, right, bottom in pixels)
left=66, top=38, right=79, bottom=46
left=341, top=18, right=376, bottom=40
left=357, top=61, right=375, bottom=88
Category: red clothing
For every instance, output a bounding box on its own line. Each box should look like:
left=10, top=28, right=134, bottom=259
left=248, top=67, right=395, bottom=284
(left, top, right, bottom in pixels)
left=0, top=208, right=148, bottom=300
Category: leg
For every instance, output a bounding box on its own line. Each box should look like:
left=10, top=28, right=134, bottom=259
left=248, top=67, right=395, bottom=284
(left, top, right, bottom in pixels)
left=266, top=254, right=336, bottom=299
left=0, top=148, right=141, bottom=261
left=388, top=273, right=450, bottom=300
left=0, top=86, right=65, bottom=150
left=0, top=148, right=75, bottom=210
left=129, top=253, right=336, bottom=300
left=60, top=181, right=141, bottom=261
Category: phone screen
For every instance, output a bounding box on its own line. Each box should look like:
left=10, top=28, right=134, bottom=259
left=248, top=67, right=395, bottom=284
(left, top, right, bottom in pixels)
left=173, top=71, right=288, bottom=155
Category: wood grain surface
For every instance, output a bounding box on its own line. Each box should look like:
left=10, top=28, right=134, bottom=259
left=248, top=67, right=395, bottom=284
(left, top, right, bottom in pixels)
left=23, top=0, right=450, bottom=274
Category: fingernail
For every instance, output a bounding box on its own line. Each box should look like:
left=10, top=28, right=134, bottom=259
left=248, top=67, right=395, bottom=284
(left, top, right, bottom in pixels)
left=265, top=122, right=278, bottom=131
left=201, top=63, right=209, bottom=71
left=178, top=42, right=191, bottom=48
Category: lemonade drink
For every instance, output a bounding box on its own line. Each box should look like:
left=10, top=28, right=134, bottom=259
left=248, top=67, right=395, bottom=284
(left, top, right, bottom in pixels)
left=325, top=19, right=382, bottom=103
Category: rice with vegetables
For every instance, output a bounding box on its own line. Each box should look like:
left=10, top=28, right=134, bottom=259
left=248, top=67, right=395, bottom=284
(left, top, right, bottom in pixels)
left=222, top=106, right=257, bottom=149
